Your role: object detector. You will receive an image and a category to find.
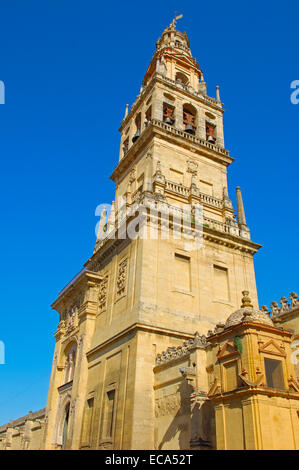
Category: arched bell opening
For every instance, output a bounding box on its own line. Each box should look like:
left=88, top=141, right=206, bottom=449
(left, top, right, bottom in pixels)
left=163, top=103, right=175, bottom=126
left=132, top=113, right=141, bottom=143
left=122, top=136, right=129, bottom=156
left=175, top=71, right=189, bottom=86
left=206, top=121, right=216, bottom=143
left=183, top=103, right=197, bottom=135
left=145, top=106, right=152, bottom=127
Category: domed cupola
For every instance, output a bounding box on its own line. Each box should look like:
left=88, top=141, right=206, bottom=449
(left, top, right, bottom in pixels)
left=224, top=291, right=274, bottom=329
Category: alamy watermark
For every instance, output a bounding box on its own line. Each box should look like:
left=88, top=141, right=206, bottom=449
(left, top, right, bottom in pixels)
left=95, top=196, right=204, bottom=252
left=0, top=341, right=5, bottom=364
left=0, top=81, right=5, bottom=104
left=290, top=80, right=299, bottom=104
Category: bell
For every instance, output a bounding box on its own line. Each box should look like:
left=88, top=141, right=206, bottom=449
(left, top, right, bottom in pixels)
left=185, top=124, right=195, bottom=135
left=164, top=116, right=173, bottom=125
left=132, top=128, right=140, bottom=143
left=207, top=134, right=215, bottom=143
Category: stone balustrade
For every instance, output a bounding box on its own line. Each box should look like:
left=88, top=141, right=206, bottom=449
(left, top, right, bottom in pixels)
left=165, top=179, right=223, bottom=208
left=94, top=196, right=246, bottom=254
left=151, top=119, right=229, bottom=156
left=165, top=180, right=190, bottom=197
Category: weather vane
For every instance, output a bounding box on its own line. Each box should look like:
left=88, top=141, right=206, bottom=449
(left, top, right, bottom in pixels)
left=171, top=12, right=183, bottom=28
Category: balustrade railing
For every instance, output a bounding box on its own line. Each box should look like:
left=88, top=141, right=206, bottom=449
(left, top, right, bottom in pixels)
left=94, top=196, right=241, bottom=254
left=151, top=119, right=229, bottom=156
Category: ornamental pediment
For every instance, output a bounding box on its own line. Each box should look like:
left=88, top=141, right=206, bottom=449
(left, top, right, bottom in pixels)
left=164, top=51, right=197, bottom=68
left=217, top=341, right=239, bottom=360
left=258, top=339, right=286, bottom=357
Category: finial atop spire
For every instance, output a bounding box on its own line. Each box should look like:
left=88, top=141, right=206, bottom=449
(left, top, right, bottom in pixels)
left=124, top=104, right=129, bottom=119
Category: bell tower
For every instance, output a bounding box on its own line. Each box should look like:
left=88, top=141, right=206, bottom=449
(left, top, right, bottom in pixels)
left=44, top=18, right=262, bottom=450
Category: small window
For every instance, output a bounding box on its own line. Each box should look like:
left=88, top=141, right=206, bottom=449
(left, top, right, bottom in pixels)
left=264, top=358, right=285, bottom=390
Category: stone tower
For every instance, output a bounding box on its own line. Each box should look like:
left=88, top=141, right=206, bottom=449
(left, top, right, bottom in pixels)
left=43, top=19, right=262, bottom=450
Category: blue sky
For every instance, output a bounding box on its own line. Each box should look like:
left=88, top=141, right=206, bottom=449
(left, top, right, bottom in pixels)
left=0, top=0, right=298, bottom=424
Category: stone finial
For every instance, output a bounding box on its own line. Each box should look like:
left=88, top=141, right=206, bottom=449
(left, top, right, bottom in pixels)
left=191, top=173, right=197, bottom=188
left=216, top=85, right=221, bottom=102
left=153, top=160, right=165, bottom=189
left=261, top=305, right=269, bottom=315
left=124, top=103, right=129, bottom=119
left=96, top=205, right=107, bottom=241
left=270, top=301, right=279, bottom=316
left=279, top=296, right=289, bottom=313
left=241, top=290, right=253, bottom=308
left=236, top=186, right=247, bottom=227
left=214, top=323, right=225, bottom=334
left=192, top=331, right=208, bottom=348
left=156, top=160, right=162, bottom=176
left=290, top=292, right=298, bottom=309
left=144, top=153, right=153, bottom=193
left=107, top=201, right=116, bottom=233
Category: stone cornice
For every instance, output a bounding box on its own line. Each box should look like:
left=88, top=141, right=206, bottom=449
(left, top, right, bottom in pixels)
left=207, top=320, right=292, bottom=344
left=51, top=270, right=103, bottom=310
left=86, top=322, right=195, bottom=361
left=57, top=380, right=73, bottom=394
left=0, top=408, right=46, bottom=433
left=203, top=229, right=262, bottom=255
left=87, top=211, right=261, bottom=272
left=210, top=385, right=299, bottom=402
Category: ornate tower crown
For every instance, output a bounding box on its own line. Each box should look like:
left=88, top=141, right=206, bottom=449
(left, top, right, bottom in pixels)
left=143, top=18, right=203, bottom=90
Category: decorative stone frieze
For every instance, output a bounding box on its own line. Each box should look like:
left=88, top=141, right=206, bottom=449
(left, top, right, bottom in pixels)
left=116, top=258, right=128, bottom=299
left=99, top=275, right=108, bottom=310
